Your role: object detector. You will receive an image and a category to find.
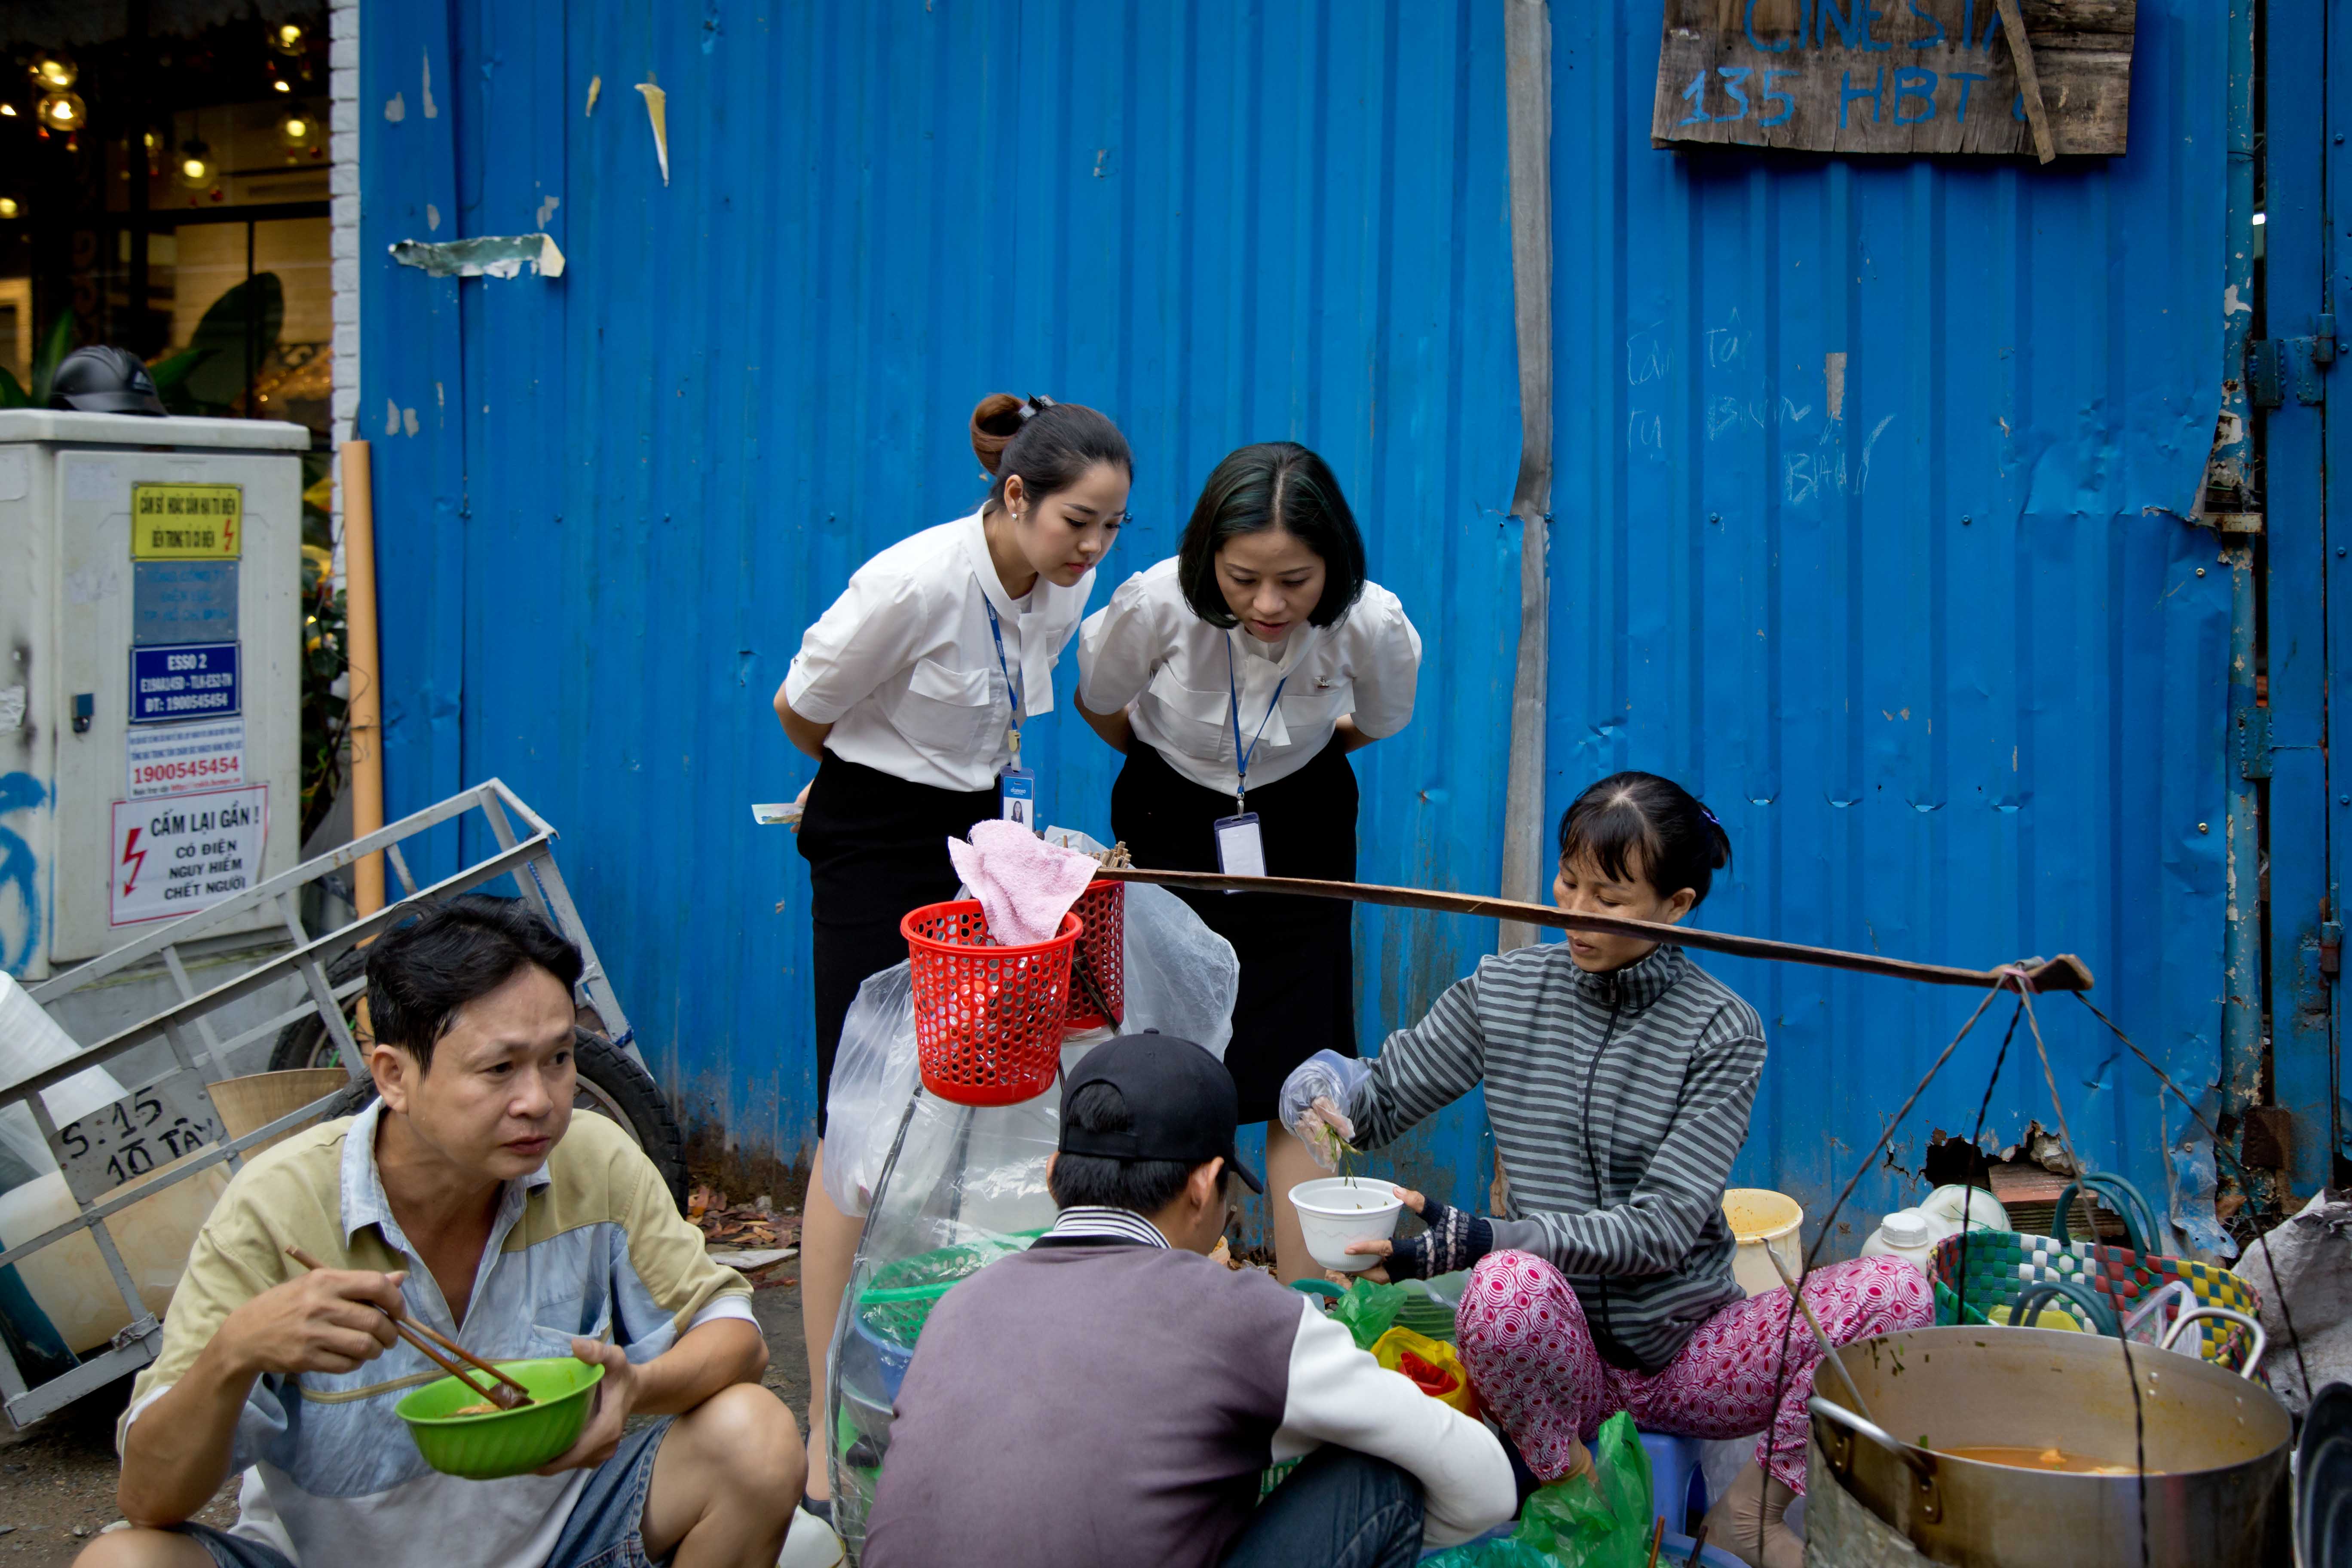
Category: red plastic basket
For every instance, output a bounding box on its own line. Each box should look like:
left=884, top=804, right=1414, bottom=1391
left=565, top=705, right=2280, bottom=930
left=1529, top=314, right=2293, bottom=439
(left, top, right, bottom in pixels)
left=900, top=900, right=1081, bottom=1106
left=1064, top=880, right=1126, bottom=1032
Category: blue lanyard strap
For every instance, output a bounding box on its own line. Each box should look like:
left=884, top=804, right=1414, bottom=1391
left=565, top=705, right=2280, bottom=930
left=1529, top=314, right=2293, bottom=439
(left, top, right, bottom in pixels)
left=985, top=600, right=1024, bottom=756
left=1224, top=633, right=1287, bottom=808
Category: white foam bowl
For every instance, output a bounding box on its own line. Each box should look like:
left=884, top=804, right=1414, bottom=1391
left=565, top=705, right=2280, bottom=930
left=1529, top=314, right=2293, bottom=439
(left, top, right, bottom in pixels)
left=1289, top=1178, right=1406, bottom=1272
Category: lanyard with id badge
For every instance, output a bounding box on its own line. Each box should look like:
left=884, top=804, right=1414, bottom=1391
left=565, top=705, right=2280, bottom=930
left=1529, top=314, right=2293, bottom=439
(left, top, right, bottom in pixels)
left=984, top=600, right=1037, bottom=828
left=1215, top=634, right=1285, bottom=879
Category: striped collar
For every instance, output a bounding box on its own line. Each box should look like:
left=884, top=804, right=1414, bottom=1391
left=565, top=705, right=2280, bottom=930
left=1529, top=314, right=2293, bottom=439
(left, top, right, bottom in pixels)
left=1040, top=1206, right=1172, bottom=1249
left=1566, top=942, right=1688, bottom=1013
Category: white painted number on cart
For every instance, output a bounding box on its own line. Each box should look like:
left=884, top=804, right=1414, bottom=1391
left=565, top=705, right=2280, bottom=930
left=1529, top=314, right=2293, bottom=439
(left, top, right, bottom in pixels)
left=56, top=1080, right=227, bottom=1203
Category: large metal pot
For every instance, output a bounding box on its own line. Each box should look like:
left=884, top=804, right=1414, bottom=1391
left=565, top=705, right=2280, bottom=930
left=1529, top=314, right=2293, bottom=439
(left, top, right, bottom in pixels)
left=1807, top=1310, right=2291, bottom=1568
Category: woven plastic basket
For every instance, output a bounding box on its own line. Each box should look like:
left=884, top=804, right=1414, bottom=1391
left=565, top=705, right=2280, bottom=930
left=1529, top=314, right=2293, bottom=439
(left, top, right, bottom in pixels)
left=1929, top=1229, right=2264, bottom=1369
left=901, top=900, right=1080, bottom=1106
left=1064, top=880, right=1126, bottom=1031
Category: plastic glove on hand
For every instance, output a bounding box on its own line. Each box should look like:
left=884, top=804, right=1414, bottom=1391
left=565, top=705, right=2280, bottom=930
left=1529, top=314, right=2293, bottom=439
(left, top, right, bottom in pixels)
left=1277, top=1050, right=1371, bottom=1172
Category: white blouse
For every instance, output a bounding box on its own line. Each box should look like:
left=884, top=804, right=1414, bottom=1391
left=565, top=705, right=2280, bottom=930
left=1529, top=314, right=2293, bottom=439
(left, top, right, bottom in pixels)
left=1077, top=557, right=1422, bottom=796
left=783, top=512, right=1096, bottom=793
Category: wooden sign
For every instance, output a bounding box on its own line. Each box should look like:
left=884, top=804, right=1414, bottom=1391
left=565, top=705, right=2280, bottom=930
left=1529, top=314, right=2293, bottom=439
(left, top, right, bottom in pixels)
left=1652, top=0, right=2133, bottom=158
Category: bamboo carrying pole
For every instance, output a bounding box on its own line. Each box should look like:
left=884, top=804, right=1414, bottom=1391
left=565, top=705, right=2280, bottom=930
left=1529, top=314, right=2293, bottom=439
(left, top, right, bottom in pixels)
left=1096, top=867, right=2095, bottom=994
left=340, top=441, right=385, bottom=918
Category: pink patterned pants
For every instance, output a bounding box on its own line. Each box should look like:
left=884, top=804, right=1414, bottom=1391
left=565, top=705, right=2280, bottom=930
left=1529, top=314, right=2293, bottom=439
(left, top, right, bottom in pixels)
left=1455, top=1251, right=1931, bottom=1493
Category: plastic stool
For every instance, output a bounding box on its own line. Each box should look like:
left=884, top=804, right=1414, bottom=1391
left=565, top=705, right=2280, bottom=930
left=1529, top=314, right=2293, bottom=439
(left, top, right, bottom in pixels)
left=1640, top=1430, right=1709, bottom=1535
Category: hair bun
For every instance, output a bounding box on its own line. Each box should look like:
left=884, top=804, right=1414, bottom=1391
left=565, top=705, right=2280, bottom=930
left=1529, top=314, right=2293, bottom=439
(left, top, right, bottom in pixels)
left=970, top=392, right=1054, bottom=475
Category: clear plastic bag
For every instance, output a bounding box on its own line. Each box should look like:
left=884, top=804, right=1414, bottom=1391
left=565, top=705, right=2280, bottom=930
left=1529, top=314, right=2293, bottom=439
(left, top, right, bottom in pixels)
left=0, top=974, right=125, bottom=1192
left=827, top=1087, right=1063, bottom=1556
left=819, top=962, right=919, bottom=1218
left=1041, top=826, right=1239, bottom=1060
left=1119, top=882, right=1238, bottom=1059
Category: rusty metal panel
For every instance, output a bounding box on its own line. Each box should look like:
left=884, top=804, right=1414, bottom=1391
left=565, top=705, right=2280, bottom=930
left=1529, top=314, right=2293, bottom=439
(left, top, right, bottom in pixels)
left=1549, top=1, right=2235, bottom=1246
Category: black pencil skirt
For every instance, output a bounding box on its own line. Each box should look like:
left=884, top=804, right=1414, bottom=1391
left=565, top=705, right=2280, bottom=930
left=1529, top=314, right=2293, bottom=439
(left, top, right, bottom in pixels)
left=797, top=752, right=997, bottom=1134
left=1110, top=738, right=1359, bottom=1124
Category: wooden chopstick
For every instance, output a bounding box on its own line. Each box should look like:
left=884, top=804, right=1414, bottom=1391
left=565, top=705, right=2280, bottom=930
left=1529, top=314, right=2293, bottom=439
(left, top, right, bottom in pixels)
left=1096, top=867, right=2096, bottom=994
left=285, top=1246, right=531, bottom=1401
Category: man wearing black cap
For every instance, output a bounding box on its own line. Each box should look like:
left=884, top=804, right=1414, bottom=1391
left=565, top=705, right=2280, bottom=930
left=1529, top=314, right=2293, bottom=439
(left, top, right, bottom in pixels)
left=862, top=1035, right=1514, bottom=1568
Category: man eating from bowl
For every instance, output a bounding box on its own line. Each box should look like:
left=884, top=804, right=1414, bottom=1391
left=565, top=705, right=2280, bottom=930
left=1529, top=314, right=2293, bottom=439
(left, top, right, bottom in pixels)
left=861, top=1033, right=1514, bottom=1568
left=80, top=896, right=801, bottom=1568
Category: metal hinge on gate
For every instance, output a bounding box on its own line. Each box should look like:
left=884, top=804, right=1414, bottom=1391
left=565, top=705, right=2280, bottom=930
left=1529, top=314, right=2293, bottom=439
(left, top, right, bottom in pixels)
left=2250, top=315, right=2336, bottom=407
left=2237, top=706, right=2273, bottom=780
left=2321, top=922, right=2343, bottom=982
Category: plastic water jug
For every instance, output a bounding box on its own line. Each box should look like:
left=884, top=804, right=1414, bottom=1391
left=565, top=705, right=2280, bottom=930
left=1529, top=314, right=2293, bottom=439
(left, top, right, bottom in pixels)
left=1859, top=1208, right=1939, bottom=1274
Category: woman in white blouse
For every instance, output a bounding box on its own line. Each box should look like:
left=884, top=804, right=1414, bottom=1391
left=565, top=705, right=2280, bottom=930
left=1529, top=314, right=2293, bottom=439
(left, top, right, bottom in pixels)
left=775, top=393, right=1131, bottom=1516
left=1076, top=442, right=1421, bottom=1282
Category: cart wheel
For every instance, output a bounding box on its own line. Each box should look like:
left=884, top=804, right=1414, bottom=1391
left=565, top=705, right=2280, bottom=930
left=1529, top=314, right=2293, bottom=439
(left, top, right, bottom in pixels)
left=315, top=1029, right=689, bottom=1214
left=268, top=948, right=371, bottom=1073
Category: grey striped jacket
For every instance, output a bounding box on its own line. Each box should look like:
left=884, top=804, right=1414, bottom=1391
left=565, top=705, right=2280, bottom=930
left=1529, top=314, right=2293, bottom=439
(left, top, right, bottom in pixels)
left=1349, top=941, right=1767, bottom=1372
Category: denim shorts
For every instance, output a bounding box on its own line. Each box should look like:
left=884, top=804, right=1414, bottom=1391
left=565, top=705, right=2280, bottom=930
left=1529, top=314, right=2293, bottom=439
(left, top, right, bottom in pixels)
left=178, top=1418, right=676, bottom=1568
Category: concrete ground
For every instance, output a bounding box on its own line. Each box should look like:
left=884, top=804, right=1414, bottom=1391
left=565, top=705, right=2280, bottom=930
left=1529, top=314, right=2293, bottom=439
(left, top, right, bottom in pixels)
left=0, top=1280, right=814, bottom=1566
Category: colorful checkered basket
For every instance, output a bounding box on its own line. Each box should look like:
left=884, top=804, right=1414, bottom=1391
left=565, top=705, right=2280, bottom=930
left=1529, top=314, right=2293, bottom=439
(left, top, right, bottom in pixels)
left=1929, top=1227, right=2263, bottom=1370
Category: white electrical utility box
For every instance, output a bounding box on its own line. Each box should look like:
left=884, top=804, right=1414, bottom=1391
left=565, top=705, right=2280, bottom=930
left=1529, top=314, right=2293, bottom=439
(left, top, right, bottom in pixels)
left=0, top=410, right=310, bottom=980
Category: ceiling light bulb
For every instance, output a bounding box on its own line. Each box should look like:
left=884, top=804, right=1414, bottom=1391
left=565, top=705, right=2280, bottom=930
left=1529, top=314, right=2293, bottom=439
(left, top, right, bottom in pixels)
left=274, top=22, right=306, bottom=53
left=0, top=198, right=18, bottom=220
left=177, top=141, right=214, bottom=189
left=0, top=104, right=16, bottom=118
left=39, top=92, right=86, bottom=131
left=273, top=78, right=291, bottom=92
left=30, top=53, right=76, bottom=91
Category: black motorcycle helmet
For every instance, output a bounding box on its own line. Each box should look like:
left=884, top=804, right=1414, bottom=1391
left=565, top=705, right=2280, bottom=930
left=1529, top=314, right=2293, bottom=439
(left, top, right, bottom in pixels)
left=49, top=346, right=168, bottom=416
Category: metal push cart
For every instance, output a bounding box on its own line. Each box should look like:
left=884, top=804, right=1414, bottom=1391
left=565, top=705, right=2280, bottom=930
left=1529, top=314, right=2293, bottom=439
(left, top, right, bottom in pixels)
left=4, top=780, right=674, bottom=1425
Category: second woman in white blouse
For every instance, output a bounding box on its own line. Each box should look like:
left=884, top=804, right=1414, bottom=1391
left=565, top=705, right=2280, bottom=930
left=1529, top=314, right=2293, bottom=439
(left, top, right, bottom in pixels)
left=1076, top=442, right=1421, bottom=1282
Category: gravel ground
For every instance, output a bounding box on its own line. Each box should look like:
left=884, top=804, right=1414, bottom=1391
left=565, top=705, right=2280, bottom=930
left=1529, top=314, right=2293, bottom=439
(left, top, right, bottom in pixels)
left=0, top=1277, right=814, bottom=1567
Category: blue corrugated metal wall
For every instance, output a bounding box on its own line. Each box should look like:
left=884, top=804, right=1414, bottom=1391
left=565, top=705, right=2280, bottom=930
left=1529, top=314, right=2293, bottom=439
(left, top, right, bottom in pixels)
left=1548, top=3, right=2233, bottom=1241
left=362, top=0, right=2238, bottom=1245
left=360, top=1, right=1521, bottom=1201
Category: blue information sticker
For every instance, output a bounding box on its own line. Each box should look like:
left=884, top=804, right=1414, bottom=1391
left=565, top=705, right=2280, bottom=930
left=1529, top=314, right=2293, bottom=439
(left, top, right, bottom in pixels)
left=129, top=642, right=240, bottom=725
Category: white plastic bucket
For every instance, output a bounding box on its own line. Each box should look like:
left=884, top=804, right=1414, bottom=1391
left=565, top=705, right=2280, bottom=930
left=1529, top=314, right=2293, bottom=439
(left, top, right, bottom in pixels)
left=1289, top=1178, right=1405, bottom=1272
left=1721, top=1188, right=1804, bottom=1297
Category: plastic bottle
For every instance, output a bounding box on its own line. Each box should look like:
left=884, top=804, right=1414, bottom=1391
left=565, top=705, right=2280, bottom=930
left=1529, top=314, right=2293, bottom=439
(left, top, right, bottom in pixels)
left=1859, top=1208, right=1940, bottom=1274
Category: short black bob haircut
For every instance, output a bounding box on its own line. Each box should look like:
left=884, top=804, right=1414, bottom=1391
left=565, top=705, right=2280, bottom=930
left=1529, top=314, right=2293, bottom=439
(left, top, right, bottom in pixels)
left=1176, top=443, right=1368, bottom=630
left=1557, top=771, right=1733, bottom=907
left=1048, top=1081, right=1204, bottom=1215
left=366, top=894, right=584, bottom=1073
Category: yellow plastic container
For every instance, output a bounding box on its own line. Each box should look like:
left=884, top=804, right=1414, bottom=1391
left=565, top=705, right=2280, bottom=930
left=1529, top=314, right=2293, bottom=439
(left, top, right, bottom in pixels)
left=1722, top=1188, right=1804, bottom=1297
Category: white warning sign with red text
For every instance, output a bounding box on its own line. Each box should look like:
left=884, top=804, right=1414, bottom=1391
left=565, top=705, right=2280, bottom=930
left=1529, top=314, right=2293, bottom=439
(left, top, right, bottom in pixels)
left=109, top=784, right=267, bottom=927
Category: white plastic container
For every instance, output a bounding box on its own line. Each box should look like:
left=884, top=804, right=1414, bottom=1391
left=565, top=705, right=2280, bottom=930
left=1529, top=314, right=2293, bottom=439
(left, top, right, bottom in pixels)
left=1859, top=1208, right=1940, bottom=1274
left=1289, top=1178, right=1406, bottom=1272
left=1917, top=1183, right=2009, bottom=1237
left=1721, top=1188, right=1804, bottom=1296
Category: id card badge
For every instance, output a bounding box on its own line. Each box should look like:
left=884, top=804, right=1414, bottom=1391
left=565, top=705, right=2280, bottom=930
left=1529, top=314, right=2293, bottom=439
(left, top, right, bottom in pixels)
left=998, top=768, right=1037, bottom=828
left=1213, top=812, right=1267, bottom=879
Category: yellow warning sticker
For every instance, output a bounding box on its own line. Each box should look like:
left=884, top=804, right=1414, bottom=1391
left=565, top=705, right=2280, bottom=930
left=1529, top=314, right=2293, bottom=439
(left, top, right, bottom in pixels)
left=131, top=484, right=243, bottom=559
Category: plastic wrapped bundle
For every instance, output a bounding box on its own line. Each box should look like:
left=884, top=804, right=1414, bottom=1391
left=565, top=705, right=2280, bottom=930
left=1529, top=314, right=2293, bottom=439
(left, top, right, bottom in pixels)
left=820, top=869, right=1236, bottom=1219
left=823, top=1068, right=1074, bottom=1556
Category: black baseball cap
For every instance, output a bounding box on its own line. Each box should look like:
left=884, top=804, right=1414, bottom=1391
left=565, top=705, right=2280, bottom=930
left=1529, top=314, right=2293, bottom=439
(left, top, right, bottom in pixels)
left=1059, top=1034, right=1263, bottom=1193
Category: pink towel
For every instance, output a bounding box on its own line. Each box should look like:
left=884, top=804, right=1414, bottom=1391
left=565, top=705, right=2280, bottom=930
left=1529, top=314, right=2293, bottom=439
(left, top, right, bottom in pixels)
left=947, top=820, right=1099, bottom=946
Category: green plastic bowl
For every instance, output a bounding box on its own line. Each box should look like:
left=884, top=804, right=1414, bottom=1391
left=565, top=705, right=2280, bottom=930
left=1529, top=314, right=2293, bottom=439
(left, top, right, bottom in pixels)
left=395, top=1357, right=606, bottom=1479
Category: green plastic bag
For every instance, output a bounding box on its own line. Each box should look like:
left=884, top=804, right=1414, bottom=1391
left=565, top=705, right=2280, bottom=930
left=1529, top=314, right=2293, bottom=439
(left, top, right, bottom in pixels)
left=1424, top=1412, right=1654, bottom=1568
left=1331, top=1277, right=1407, bottom=1351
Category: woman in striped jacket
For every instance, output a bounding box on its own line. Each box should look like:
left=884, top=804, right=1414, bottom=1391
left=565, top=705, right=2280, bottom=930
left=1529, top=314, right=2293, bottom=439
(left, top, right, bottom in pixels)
left=1278, top=773, right=1930, bottom=1568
